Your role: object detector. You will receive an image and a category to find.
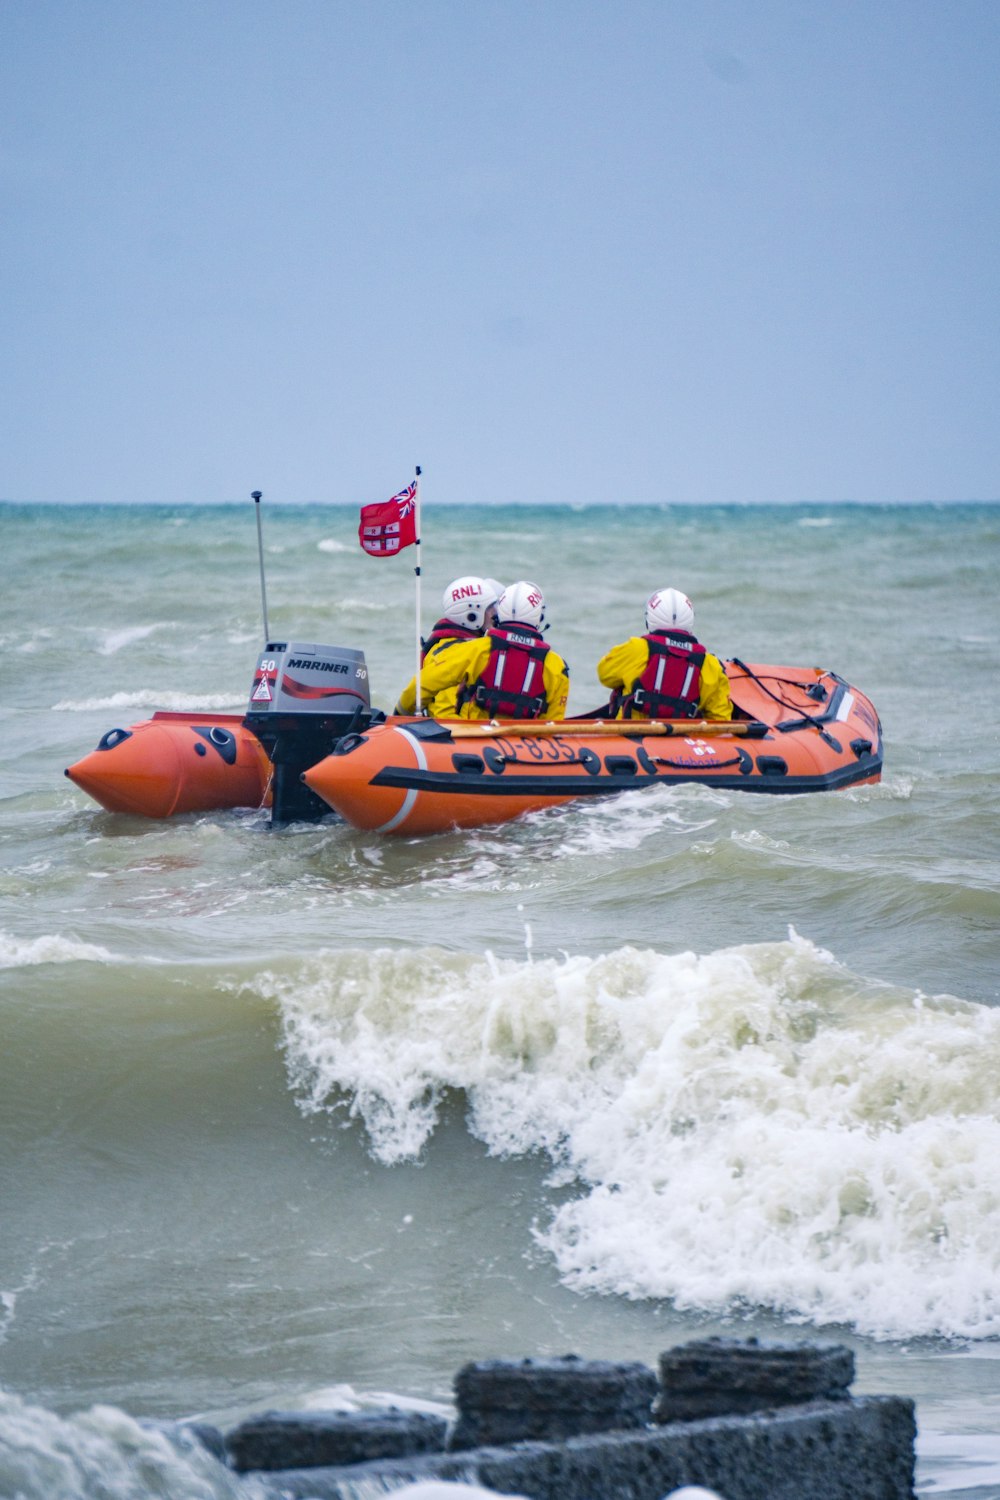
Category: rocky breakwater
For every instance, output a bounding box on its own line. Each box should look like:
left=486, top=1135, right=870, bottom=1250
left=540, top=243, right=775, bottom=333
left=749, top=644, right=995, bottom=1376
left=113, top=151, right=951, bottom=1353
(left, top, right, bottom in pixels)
left=217, top=1338, right=916, bottom=1500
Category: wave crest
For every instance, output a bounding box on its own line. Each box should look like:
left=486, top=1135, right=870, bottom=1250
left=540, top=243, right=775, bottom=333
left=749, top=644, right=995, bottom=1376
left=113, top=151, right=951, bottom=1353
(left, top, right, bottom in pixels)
left=0, top=931, right=118, bottom=968
left=245, top=932, right=1000, bottom=1339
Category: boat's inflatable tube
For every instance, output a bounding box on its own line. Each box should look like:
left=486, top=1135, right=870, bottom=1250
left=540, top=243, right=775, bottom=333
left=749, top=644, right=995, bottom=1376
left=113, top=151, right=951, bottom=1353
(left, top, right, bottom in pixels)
left=65, top=712, right=272, bottom=818
left=64, top=640, right=374, bottom=822
left=301, top=663, right=883, bottom=836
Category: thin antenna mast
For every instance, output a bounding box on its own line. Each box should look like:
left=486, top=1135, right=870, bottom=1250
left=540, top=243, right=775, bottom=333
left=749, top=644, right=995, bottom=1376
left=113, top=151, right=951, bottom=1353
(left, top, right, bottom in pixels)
left=251, top=490, right=271, bottom=643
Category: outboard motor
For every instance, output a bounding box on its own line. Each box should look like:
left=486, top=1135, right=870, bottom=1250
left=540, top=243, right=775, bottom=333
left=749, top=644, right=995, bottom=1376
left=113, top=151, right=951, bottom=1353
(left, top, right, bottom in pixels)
left=243, top=641, right=376, bottom=824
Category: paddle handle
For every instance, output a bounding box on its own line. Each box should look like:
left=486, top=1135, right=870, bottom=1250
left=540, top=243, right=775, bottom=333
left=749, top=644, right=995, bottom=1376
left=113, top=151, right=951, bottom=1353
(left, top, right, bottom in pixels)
left=448, top=719, right=767, bottom=740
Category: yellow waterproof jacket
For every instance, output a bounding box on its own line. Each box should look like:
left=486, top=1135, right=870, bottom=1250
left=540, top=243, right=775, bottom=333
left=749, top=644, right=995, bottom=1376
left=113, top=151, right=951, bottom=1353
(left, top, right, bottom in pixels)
left=395, top=633, right=475, bottom=716
left=410, top=631, right=570, bottom=721
left=597, top=636, right=732, bottom=721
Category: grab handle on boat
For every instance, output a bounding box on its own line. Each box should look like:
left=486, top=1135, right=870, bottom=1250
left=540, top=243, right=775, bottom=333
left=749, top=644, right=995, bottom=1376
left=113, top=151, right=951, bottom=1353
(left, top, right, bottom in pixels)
left=96, top=727, right=133, bottom=751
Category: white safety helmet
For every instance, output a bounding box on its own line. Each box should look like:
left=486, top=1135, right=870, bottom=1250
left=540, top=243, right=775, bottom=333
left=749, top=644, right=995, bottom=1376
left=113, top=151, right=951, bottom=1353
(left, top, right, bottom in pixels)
left=645, top=587, right=695, bottom=633
left=497, top=580, right=547, bottom=631
left=481, top=578, right=504, bottom=627
left=441, top=575, right=500, bottom=630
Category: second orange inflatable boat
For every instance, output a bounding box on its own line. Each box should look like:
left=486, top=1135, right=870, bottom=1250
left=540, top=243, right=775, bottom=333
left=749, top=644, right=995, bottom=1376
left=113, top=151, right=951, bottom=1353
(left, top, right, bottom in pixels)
left=64, top=639, right=373, bottom=823
left=65, top=712, right=272, bottom=819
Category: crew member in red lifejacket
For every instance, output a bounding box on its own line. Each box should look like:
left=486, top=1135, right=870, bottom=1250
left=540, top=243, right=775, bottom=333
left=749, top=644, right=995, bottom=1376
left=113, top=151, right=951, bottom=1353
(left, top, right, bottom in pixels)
left=396, top=576, right=502, bottom=715
left=457, top=581, right=570, bottom=720
left=409, top=581, right=570, bottom=721
left=597, top=587, right=732, bottom=721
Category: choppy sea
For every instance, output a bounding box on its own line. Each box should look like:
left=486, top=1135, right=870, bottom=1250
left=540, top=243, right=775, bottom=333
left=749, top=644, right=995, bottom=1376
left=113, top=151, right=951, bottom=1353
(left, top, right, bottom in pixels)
left=2, top=498, right=999, bottom=1498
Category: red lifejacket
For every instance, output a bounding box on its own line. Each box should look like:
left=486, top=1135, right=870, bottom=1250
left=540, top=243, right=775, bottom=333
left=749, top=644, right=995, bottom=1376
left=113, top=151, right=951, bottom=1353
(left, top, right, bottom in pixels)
left=420, top=618, right=480, bottom=665
left=623, top=630, right=706, bottom=719
left=462, top=624, right=549, bottom=719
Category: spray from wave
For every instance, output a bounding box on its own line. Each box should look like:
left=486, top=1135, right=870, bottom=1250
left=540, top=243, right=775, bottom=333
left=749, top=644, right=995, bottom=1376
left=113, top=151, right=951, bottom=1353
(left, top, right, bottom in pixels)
left=244, top=931, right=1000, bottom=1341
left=0, top=1389, right=267, bottom=1500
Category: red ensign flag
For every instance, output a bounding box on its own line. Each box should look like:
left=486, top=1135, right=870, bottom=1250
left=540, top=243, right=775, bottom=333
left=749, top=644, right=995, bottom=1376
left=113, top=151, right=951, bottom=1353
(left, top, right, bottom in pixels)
left=358, top=482, right=418, bottom=557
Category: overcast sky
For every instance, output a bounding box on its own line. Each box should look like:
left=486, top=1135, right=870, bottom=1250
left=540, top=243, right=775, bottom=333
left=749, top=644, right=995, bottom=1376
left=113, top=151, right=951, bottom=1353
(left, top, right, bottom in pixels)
left=2, top=0, right=998, bottom=507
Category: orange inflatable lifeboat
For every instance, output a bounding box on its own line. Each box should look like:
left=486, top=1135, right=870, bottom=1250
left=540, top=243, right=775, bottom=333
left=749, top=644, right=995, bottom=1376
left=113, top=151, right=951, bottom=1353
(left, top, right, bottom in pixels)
left=302, top=662, right=883, bottom=836
left=65, top=712, right=272, bottom=818
left=65, top=640, right=374, bottom=822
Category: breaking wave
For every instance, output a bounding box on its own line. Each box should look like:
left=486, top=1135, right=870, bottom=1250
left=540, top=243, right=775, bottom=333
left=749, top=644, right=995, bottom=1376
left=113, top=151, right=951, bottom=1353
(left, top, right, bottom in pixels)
left=244, top=932, right=1000, bottom=1341
left=0, top=930, right=119, bottom=968
left=0, top=1388, right=266, bottom=1500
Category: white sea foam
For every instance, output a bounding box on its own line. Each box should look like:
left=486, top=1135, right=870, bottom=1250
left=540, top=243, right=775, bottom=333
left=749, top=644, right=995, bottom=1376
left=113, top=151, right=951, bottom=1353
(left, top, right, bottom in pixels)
left=663, top=1491, right=726, bottom=1500
left=317, top=537, right=349, bottom=553
left=249, top=933, right=1000, bottom=1341
left=53, top=691, right=246, bottom=712
left=730, top=828, right=791, bottom=851
left=389, top=1487, right=528, bottom=1500
left=0, top=931, right=118, bottom=968
left=0, top=1291, right=18, bottom=1347
left=96, top=624, right=163, bottom=656
left=10, top=628, right=56, bottom=654
left=298, top=1383, right=451, bottom=1417
left=542, top=783, right=727, bottom=859
left=389, top=1487, right=531, bottom=1500
left=848, top=773, right=913, bottom=801
left=0, top=1388, right=265, bottom=1500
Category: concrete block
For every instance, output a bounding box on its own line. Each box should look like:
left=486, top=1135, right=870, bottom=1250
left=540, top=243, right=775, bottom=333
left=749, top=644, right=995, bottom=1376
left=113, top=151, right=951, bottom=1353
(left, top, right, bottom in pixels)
left=225, top=1408, right=447, bottom=1472
left=451, top=1356, right=658, bottom=1448
left=654, top=1338, right=855, bottom=1422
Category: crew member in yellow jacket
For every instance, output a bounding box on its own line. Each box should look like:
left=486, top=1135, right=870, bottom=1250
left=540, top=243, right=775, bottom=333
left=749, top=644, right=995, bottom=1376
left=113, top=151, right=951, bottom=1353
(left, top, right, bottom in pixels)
left=395, top=575, right=502, bottom=716
left=598, top=587, right=732, bottom=721
left=410, top=580, right=570, bottom=721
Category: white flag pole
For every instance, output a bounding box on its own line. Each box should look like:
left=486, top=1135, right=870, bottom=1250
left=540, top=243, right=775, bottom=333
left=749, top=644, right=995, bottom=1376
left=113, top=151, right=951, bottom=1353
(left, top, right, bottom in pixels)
left=413, top=465, right=423, bottom=713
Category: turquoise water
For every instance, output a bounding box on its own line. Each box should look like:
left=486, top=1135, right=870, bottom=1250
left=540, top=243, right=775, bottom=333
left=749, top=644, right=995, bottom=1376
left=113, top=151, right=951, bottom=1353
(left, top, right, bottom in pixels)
left=2, top=499, right=1000, bottom=1497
